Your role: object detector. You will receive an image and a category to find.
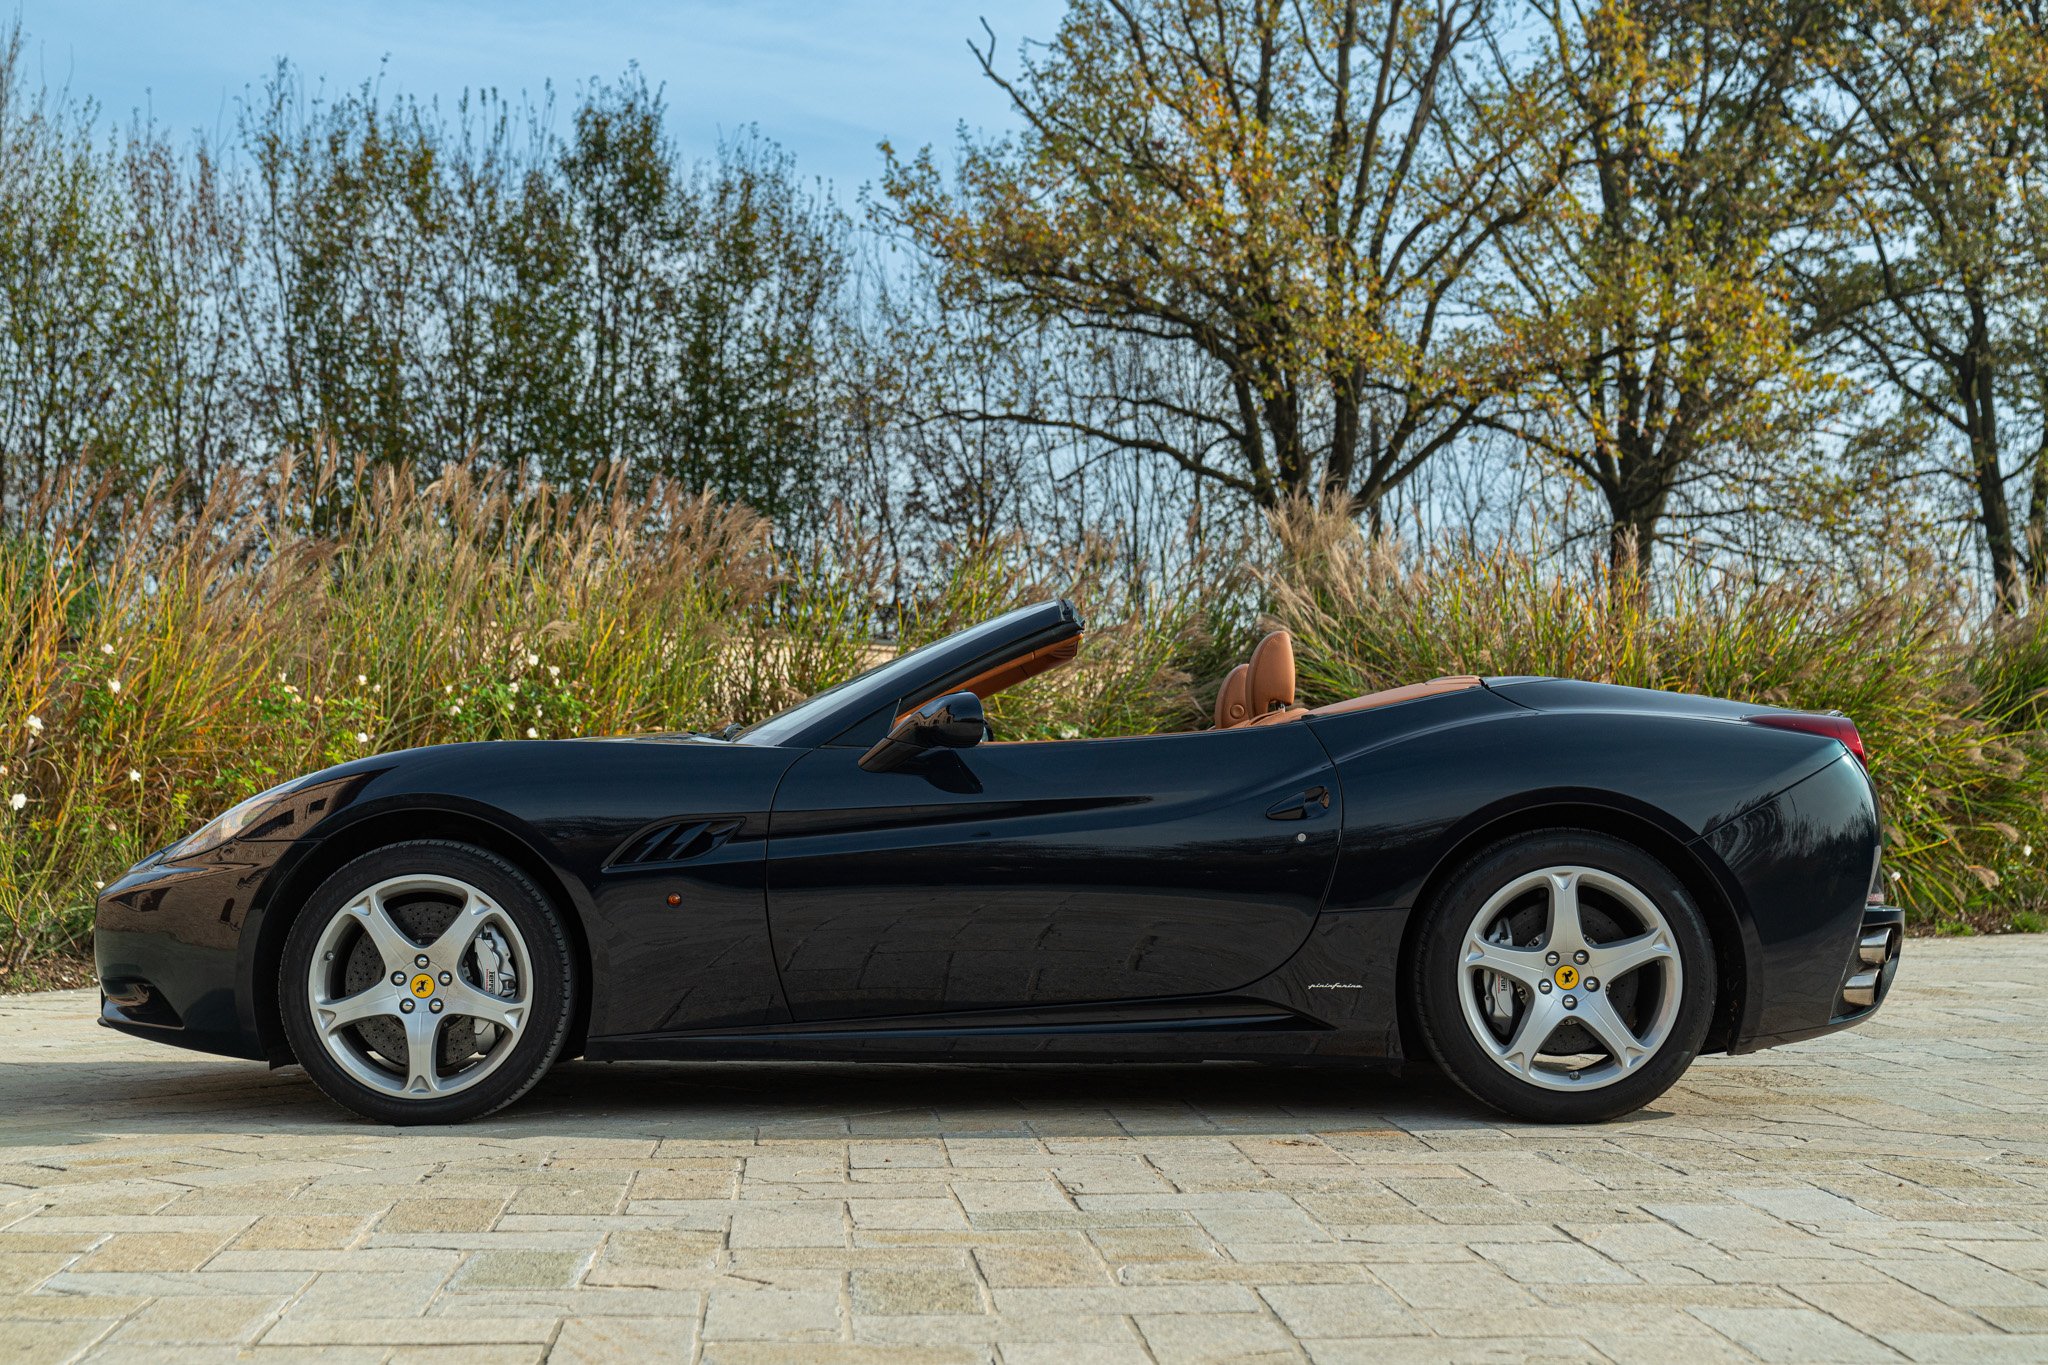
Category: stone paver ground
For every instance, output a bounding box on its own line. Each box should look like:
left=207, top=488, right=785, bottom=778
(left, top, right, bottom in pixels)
left=2, top=936, right=2046, bottom=1364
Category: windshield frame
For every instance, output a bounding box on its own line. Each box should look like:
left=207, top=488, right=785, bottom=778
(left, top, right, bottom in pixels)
left=734, top=601, right=1079, bottom=750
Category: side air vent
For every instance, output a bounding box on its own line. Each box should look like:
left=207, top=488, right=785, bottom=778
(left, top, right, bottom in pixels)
left=608, top=818, right=744, bottom=869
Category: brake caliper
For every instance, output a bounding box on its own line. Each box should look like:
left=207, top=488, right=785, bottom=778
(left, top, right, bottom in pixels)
left=1483, top=919, right=1518, bottom=1031
left=473, top=926, right=517, bottom=999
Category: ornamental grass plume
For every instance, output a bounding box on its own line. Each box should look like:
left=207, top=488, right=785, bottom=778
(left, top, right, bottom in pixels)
left=3, top=454, right=2045, bottom=987
left=1260, top=500, right=2048, bottom=929
left=0, top=450, right=1220, bottom=981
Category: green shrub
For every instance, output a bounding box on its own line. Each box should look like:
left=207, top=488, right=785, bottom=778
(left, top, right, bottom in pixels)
left=0, top=457, right=1209, bottom=979
left=1263, top=507, right=2047, bottom=930
left=5, top=470, right=2043, bottom=986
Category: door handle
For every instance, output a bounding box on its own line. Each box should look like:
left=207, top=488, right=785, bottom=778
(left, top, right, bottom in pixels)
left=1265, top=785, right=1331, bottom=821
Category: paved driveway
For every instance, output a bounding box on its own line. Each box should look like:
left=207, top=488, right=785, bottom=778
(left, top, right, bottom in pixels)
left=1, top=937, right=2045, bottom=1364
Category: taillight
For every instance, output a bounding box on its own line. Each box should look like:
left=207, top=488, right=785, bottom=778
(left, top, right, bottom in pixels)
left=1746, top=711, right=1866, bottom=765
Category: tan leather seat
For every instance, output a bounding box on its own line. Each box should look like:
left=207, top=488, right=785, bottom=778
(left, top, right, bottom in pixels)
left=1247, top=630, right=1297, bottom=716
left=1214, top=663, right=1251, bottom=729
left=1215, top=630, right=1302, bottom=728
left=1215, top=629, right=1478, bottom=731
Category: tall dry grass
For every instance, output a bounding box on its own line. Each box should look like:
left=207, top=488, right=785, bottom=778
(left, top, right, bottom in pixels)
left=5, top=472, right=2045, bottom=987
left=1262, top=507, right=2048, bottom=929
left=0, top=457, right=1222, bottom=981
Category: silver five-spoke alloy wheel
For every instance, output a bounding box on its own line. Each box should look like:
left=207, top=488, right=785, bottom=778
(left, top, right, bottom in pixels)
left=1457, top=865, right=1682, bottom=1091
left=305, top=874, right=532, bottom=1100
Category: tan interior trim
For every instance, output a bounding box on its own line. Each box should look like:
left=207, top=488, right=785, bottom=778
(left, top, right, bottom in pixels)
left=896, top=637, right=1081, bottom=723
left=1308, top=675, right=1481, bottom=717
left=984, top=676, right=1480, bottom=745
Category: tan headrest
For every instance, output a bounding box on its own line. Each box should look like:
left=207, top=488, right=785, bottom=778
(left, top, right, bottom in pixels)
left=1247, top=630, right=1296, bottom=715
left=1214, top=663, right=1250, bottom=729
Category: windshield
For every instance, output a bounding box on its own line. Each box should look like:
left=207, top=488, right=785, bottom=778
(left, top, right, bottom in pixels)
left=735, top=608, right=1046, bottom=748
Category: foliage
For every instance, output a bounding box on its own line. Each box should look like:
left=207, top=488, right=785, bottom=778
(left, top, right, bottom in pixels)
left=1483, top=0, right=1855, bottom=572
left=1811, top=0, right=2048, bottom=605
left=879, top=0, right=1554, bottom=522
left=1263, top=503, right=2048, bottom=929
left=0, top=456, right=1213, bottom=978
left=0, top=34, right=848, bottom=531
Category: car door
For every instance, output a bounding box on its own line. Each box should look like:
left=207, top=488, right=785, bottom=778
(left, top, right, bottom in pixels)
left=764, top=724, right=1341, bottom=1021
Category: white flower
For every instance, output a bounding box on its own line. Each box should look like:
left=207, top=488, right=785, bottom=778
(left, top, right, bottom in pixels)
left=372, top=684, right=383, bottom=694
left=525, top=652, right=539, bottom=667
left=24, top=715, right=42, bottom=733
left=354, top=731, right=369, bottom=745
left=127, top=769, right=141, bottom=783
left=356, top=674, right=368, bottom=686
left=107, top=679, right=121, bottom=694
left=7, top=793, right=24, bottom=811
left=93, top=879, right=105, bottom=890
left=547, top=665, right=560, bottom=679
left=525, top=727, right=538, bottom=739
left=2026, top=844, right=2034, bottom=858
left=449, top=704, right=462, bottom=716
left=444, top=684, right=454, bottom=695
left=510, top=681, right=520, bottom=695
left=99, top=643, right=114, bottom=656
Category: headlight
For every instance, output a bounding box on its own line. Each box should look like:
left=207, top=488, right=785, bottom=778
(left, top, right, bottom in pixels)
left=170, top=782, right=295, bottom=859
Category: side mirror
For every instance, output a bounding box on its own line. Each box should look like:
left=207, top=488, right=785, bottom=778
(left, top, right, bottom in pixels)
left=859, top=691, right=986, bottom=773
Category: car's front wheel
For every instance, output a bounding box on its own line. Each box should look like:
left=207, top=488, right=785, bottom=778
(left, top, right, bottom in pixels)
left=279, top=840, right=575, bottom=1125
left=1412, top=829, right=1715, bottom=1123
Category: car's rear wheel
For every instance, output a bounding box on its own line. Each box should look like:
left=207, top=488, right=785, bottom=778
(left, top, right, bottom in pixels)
left=1412, top=829, right=1715, bottom=1123
left=279, top=841, right=574, bottom=1125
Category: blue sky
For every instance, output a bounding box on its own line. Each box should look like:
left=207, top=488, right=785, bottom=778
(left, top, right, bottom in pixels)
left=15, top=1, right=1066, bottom=196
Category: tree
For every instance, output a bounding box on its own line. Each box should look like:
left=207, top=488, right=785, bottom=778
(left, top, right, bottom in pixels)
left=1484, top=0, right=1852, bottom=573
left=881, top=0, right=1557, bottom=525
left=1814, top=0, right=2048, bottom=606
left=0, top=25, right=138, bottom=515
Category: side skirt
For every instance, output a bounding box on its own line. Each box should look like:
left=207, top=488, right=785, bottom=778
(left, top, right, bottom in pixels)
left=584, top=908, right=1409, bottom=1066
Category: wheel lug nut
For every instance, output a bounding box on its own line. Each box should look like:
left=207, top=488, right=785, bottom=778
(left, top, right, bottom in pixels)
left=1584, top=977, right=1600, bottom=992
left=1545, top=951, right=1560, bottom=966
left=414, top=954, right=429, bottom=968
left=439, top=971, right=452, bottom=985
left=400, top=999, right=415, bottom=1013
left=390, top=971, right=404, bottom=985
left=429, top=999, right=444, bottom=1014
left=1563, top=995, right=1578, bottom=1010
left=1538, top=980, right=1553, bottom=994
left=1573, top=950, right=1589, bottom=965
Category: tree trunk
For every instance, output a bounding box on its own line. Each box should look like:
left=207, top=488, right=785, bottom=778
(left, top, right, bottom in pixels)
left=1601, top=443, right=1672, bottom=582
left=1958, top=311, right=2020, bottom=608
left=2027, top=387, right=2048, bottom=593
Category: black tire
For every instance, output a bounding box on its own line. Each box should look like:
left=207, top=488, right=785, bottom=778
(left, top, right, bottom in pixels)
left=279, top=840, right=576, bottom=1125
left=1411, top=828, right=1715, bottom=1123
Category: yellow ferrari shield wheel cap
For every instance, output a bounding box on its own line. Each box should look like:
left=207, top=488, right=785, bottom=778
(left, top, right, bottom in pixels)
left=409, top=973, right=436, bottom=998
left=1554, top=964, right=1580, bottom=990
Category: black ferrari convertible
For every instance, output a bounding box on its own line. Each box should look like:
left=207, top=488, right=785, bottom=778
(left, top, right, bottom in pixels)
left=95, top=600, right=1901, bottom=1125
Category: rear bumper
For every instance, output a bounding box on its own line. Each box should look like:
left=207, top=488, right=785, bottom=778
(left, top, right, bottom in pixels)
left=1729, top=905, right=1902, bottom=1053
